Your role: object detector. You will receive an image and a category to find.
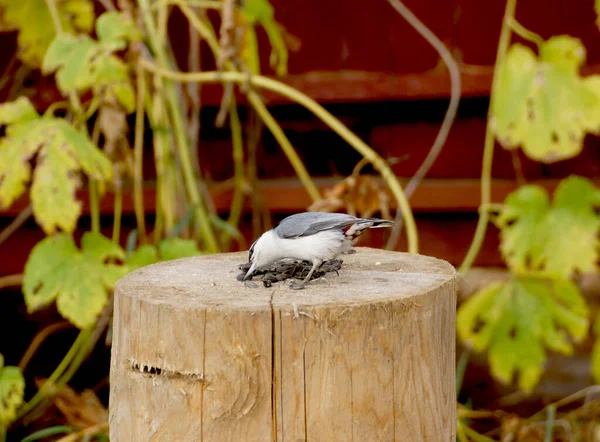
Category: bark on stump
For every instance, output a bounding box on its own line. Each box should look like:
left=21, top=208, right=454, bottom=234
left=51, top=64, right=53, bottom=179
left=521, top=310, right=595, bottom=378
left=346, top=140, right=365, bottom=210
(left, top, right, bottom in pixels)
left=109, top=247, right=457, bottom=441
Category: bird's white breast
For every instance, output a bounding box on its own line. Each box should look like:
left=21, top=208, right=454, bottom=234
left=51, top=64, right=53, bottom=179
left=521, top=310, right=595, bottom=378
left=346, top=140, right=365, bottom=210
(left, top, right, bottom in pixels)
left=258, top=229, right=349, bottom=267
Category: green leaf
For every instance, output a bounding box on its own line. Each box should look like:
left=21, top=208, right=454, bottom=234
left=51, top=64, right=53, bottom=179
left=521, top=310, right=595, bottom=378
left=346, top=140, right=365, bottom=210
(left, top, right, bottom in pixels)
left=491, top=36, right=600, bottom=162
left=0, top=0, right=94, bottom=67
left=494, top=176, right=600, bottom=278
left=457, top=276, right=589, bottom=392
left=158, top=237, right=202, bottom=261
left=537, top=176, right=600, bottom=277
left=491, top=44, right=537, bottom=149
left=88, top=55, right=135, bottom=113
left=0, top=96, right=38, bottom=125
left=0, top=98, right=112, bottom=234
left=95, top=11, right=140, bottom=51
left=0, top=357, right=25, bottom=426
left=23, top=232, right=127, bottom=328
left=127, top=244, right=159, bottom=271
left=42, top=34, right=98, bottom=92
left=495, top=185, right=549, bottom=274
left=42, top=31, right=135, bottom=112
left=596, top=0, right=600, bottom=31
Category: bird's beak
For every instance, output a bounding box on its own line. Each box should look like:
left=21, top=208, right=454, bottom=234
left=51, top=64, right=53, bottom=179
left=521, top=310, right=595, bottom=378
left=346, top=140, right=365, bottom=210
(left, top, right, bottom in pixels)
left=243, top=263, right=256, bottom=281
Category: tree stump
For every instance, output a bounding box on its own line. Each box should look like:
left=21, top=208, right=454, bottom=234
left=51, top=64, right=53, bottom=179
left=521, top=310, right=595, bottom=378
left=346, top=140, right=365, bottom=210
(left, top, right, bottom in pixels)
left=109, top=247, right=457, bottom=441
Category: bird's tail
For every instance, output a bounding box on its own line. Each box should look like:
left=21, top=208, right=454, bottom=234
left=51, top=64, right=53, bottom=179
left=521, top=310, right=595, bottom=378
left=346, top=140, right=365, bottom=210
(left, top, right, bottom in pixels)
left=366, top=219, right=394, bottom=228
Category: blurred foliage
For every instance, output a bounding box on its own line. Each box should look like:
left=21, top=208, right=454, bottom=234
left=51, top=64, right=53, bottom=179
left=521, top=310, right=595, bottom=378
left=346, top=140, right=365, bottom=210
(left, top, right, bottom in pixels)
left=0, top=0, right=94, bottom=67
left=458, top=177, right=600, bottom=392
left=23, top=232, right=127, bottom=329
left=458, top=276, right=589, bottom=391
left=0, top=354, right=25, bottom=428
left=240, top=0, right=290, bottom=75
left=42, top=12, right=140, bottom=112
left=492, top=36, right=600, bottom=162
left=495, top=176, right=600, bottom=278
left=0, top=97, right=113, bottom=234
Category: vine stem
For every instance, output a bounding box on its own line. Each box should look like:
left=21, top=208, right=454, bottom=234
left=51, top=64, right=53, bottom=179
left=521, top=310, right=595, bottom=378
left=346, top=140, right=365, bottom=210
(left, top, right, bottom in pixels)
left=458, top=0, right=517, bottom=274
left=221, top=99, right=245, bottom=248
left=0, top=274, right=23, bottom=289
left=138, top=0, right=219, bottom=252
left=18, top=321, right=73, bottom=371
left=385, top=0, right=461, bottom=250
left=247, top=92, right=321, bottom=202
left=16, top=328, right=93, bottom=421
left=507, top=17, right=544, bottom=47
left=140, top=60, right=419, bottom=253
left=112, top=179, right=123, bottom=243
left=177, top=2, right=322, bottom=204
left=133, top=63, right=147, bottom=243
left=0, top=206, right=32, bottom=246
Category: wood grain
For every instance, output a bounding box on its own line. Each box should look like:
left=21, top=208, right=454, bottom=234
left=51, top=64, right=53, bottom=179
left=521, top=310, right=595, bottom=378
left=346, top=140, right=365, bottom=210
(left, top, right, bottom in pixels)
left=110, top=247, right=457, bottom=441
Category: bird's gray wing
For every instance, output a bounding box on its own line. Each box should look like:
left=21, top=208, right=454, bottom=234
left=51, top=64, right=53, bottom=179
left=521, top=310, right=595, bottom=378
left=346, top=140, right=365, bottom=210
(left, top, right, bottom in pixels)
left=274, top=212, right=359, bottom=238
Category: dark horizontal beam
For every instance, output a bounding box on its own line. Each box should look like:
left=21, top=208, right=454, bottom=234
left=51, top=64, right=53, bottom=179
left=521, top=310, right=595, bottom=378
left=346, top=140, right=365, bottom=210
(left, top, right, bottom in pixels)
left=1, top=177, right=594, bottom=218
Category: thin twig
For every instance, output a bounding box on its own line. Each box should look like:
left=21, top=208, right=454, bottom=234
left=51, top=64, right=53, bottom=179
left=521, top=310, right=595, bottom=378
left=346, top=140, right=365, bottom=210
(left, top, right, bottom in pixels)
left=0, top=206, right=32, bottom=246
left=385, top=0, right=461, bottom=250
left=187, top=6, right=202, bottom=174
left=221, top=99, right=246, bottom=248
left=18, top=322, right=73, bottom=371
left=0, top=274, right=23, bottom=289
left=55, top=422, right=109, bottom=442
left=133, top=63, right=148, bottom=243
left=507, top=17, right=544, bottom=47
left=511, top=149, right=526, bottom=186
left=152, top=0, right=221, bottom=9
left=459, top=0, right=517, bottom=273
left=248, top=92, right=321, bottom=202
left=215, top=0, right=236, bottom=127
left=98, top=0, right=116, bottom=11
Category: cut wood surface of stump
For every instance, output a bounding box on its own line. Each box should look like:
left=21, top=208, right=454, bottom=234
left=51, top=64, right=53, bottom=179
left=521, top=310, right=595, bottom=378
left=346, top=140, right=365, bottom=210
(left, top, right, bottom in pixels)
left=109, top=247, right=457, bottom=442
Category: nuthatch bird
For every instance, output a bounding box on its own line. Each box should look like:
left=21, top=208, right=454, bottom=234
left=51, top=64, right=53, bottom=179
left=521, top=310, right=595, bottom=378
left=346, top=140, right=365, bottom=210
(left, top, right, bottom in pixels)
left=243, top=212, right=394, bottom=289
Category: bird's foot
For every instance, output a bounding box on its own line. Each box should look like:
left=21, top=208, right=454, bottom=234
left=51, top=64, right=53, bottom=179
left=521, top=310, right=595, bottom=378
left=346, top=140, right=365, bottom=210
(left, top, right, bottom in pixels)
left=311, top=276, right=329, bottom=285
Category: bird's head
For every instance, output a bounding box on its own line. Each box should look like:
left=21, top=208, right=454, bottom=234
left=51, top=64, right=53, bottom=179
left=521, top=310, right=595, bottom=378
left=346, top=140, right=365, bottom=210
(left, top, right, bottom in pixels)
left=243, top=230, right=280, bottom=281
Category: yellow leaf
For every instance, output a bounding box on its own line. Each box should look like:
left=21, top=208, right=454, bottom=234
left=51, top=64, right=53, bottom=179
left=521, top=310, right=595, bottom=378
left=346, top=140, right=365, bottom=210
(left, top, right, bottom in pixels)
left=0, top=0, right=94, bottom=67
left=0, top=97, right=113, bottom=233
left=457, top=276, right=589, bottom=393
left=491, top=36, right=600, bottom=163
